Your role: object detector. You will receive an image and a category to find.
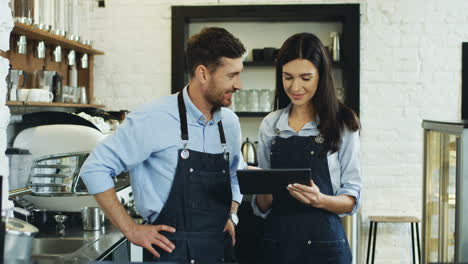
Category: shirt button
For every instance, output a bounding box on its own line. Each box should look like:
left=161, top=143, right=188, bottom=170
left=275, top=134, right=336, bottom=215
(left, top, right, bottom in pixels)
left=310, top=151, right=315, bottom=155
left=189, top=168, right=194, bottom=172
left=222, top=170, right=226, bottom=174
left=307, top=240, right=312, bottom=245
left=190, top=260, right=195, bottom=264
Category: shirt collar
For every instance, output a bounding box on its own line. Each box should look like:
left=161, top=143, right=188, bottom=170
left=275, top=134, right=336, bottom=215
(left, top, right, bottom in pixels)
left=275, top=103, right=319, bottom=132
left=182, top=86, right=222, bottom=126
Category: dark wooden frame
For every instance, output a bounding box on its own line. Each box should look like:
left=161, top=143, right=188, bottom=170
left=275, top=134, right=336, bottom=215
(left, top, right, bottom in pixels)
left=462, top=42, right=468, bottom=119
left=171, top=4, right=360, bottom=114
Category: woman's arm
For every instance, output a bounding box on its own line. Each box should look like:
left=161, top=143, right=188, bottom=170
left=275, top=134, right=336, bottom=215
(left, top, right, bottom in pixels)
left=251, top=116, right=275, bottom=217
left=288, top=128, right=361, bottom=215
left=287, top=181, right=354, bottom=214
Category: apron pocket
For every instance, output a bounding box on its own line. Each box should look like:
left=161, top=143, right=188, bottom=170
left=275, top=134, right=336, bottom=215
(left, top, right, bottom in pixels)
left=189, top=234, right=225, bottom=263
left=143, top=239, right=187, bottom=262
left=189, top=170, right=231, bottom=210
left=307, top=238, right=349, bottom=256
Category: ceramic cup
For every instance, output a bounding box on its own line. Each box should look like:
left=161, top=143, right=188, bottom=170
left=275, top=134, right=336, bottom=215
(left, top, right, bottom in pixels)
left=17, top=89, right=30, bottom=101
left=28, top=89, right=54, bottom=102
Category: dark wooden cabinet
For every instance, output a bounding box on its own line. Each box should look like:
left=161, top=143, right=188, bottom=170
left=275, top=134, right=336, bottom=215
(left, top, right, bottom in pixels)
left=171, top=4, right=360, bottom=114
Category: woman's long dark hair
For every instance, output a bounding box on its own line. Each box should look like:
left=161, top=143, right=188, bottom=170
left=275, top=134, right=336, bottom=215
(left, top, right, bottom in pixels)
left=274, top=33, right=360, bottom=154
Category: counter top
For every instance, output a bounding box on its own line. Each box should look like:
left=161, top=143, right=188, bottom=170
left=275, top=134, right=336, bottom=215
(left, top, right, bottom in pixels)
left=32, top=218, right=142, bottom=264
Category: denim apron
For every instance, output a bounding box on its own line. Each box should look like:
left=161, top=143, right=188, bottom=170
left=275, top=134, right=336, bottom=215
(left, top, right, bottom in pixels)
left=262, top=134, right=352, bottom=264
left=143, top=92, right=232, bottom=263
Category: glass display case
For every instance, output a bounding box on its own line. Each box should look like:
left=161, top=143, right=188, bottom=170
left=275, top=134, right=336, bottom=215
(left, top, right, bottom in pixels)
left=422, top=120, right=468, bottom=263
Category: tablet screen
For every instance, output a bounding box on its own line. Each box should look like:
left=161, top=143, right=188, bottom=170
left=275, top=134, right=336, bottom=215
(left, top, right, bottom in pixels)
left=236, top=168, right=312, bottom=194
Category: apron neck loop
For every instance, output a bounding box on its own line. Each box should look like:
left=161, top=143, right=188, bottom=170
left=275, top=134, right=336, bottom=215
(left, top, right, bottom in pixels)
left=177, top=92, right=189, bottom=141
left=177, top=89, right=228, bottom=159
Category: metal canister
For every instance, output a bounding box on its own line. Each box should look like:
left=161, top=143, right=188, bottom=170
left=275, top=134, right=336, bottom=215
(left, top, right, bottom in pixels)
left=3, top=217, right=39, bottom=264
left=81, top=207, right=101, bottom=231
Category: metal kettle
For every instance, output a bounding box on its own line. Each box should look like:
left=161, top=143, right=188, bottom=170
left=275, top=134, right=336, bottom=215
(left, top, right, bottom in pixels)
left=241, top=137, right=257, bottom=165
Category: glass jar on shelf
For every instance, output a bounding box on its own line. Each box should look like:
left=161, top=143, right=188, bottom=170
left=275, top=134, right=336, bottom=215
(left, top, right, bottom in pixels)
left=247, top=89, right=260, bottom=112
left=259, top=89, right=274, bottom=112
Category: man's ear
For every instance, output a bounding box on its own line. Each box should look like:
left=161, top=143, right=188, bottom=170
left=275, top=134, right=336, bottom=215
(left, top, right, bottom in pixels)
left=195, top=65, right=210, bottom=84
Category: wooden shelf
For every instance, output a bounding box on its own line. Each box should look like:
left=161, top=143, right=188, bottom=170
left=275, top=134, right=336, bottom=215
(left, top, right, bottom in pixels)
left=6, top=101, right=105, bottom=109
left=235, top=111, right=269, bottom=117
left=243, top=61, right=275, bottom=67
left=11, top=22, right=104, bottom=55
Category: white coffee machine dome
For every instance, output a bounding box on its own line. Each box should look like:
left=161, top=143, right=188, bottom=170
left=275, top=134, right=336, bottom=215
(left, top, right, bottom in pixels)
left=13, top=124, right=106, bottom=158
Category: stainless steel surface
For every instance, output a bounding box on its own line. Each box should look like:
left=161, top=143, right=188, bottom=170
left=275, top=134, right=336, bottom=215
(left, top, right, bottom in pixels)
left=3, top=217, right=39, bottom=264
left=79, top=86, right=87, bottom=104
left=30, top=152, right=89, bottom=195
left=36, top=41, right=46, bottom=59
left=68, top=50, right=76, bottom=66
left=32, top=185, right=71, bottom=194
left=32, top=238, right=90, bottom=255
left=81, top=207, right=101, bottom=231
left=31, top=175, right=70, bottom=184
left=37, top=71, right=57, bottom=92
left=8, top=69, right=26, bottom=100
left=81, top=54, right=88, bottom=69
left=340, top=213, right=360, bottom=264
left=53, top=45, right=62, bottom=62
left=330, top=32, right=341, bottom=62
left=17, top=35, right=28, bottom=54
left=6, top=148, right=33, bottom=193
left=31, top=219, right=138, bottom=264
left=241, top=137, right=257, bottom=165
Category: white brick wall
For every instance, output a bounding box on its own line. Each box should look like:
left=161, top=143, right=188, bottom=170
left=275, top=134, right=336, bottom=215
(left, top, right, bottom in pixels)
left=85, top=1, right=467, bottom=262
left=0, top=0, right=13, bottom=211
left=1, top=0, right=467, bottom=262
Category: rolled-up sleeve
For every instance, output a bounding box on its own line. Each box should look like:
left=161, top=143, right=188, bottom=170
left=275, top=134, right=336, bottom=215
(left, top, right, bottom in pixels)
left=336, top=129, right=362, bottom=216
left=229, top=116, right=244, bottom=204
left=80, top=110, right=155, bottom=194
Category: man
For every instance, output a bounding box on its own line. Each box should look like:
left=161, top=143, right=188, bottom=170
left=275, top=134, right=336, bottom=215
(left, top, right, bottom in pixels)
left=80, top=27, right=246, bottom=263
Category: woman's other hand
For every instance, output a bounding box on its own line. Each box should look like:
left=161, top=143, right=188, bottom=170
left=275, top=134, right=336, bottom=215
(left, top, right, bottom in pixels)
left=287, top=180, right=324, bottom=208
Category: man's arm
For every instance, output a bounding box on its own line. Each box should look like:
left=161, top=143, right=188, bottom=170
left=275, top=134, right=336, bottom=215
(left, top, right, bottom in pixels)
left=95, top=188, right=176, bottom=258
left=224, top=200, right=240, bottom=246
left=230, top=200, right=239, bottom=214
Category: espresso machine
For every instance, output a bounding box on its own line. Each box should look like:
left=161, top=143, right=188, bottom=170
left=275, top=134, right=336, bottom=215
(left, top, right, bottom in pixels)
left=6, top=69, right=27, bottom=101
left=37, top=71, right=56, bottom=93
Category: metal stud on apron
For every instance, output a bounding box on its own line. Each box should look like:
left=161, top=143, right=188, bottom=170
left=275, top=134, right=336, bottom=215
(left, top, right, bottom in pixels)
left=143, top=92, right=232, bottom=263
left=262, top=132, right=352, bottom=264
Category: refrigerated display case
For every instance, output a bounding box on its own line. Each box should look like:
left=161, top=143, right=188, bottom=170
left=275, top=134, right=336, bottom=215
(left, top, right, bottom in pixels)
left=422, top=120, right=468, bottom=263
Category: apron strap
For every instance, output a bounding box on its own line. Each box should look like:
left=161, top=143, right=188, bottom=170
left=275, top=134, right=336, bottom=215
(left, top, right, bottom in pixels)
left=217, top=120, right=226, bottom=144
left=177, top=92, right=189, bottom=141
left=177, top=90, right=227, bottom=145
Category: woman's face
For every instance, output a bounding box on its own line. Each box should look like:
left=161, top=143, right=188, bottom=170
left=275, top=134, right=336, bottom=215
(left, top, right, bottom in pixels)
left=282, top=59, right=319, bottom=107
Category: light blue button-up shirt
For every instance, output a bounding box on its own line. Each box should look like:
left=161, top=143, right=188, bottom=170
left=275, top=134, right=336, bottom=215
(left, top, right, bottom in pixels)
left=252, top=104, right=362, bottom=218
left=80, top=87, right=244, bottom=223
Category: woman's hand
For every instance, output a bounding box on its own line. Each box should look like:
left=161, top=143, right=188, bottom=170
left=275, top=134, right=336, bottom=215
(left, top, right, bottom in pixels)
left=287, top=180, right=324, bottom=208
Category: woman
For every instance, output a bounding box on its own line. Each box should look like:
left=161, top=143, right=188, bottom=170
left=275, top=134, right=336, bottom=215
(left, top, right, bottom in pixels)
left=252, top=33, right=362, bottom=263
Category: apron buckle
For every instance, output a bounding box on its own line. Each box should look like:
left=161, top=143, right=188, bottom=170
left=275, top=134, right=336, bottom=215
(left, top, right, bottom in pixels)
left=315, top=135, right=324, bottom=144
left=222, top=144, right=229, bottom=161
left=181, top=142, right=190, bottom=159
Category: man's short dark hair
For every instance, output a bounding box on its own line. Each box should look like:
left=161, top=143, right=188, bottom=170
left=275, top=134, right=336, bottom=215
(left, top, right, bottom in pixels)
left=186, top=27, right=246, bottom=77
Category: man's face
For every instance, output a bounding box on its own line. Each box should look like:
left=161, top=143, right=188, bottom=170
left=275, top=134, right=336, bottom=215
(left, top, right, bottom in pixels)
left=205, top=57, right=243, bottom=108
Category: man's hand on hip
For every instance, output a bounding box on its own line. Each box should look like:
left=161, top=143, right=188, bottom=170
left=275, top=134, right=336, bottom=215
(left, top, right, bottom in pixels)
left=125, top=223, right=176, bottom=258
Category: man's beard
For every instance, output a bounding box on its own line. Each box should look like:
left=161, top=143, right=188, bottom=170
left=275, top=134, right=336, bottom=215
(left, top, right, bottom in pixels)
left=206, top=84, right=233, bottom=109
